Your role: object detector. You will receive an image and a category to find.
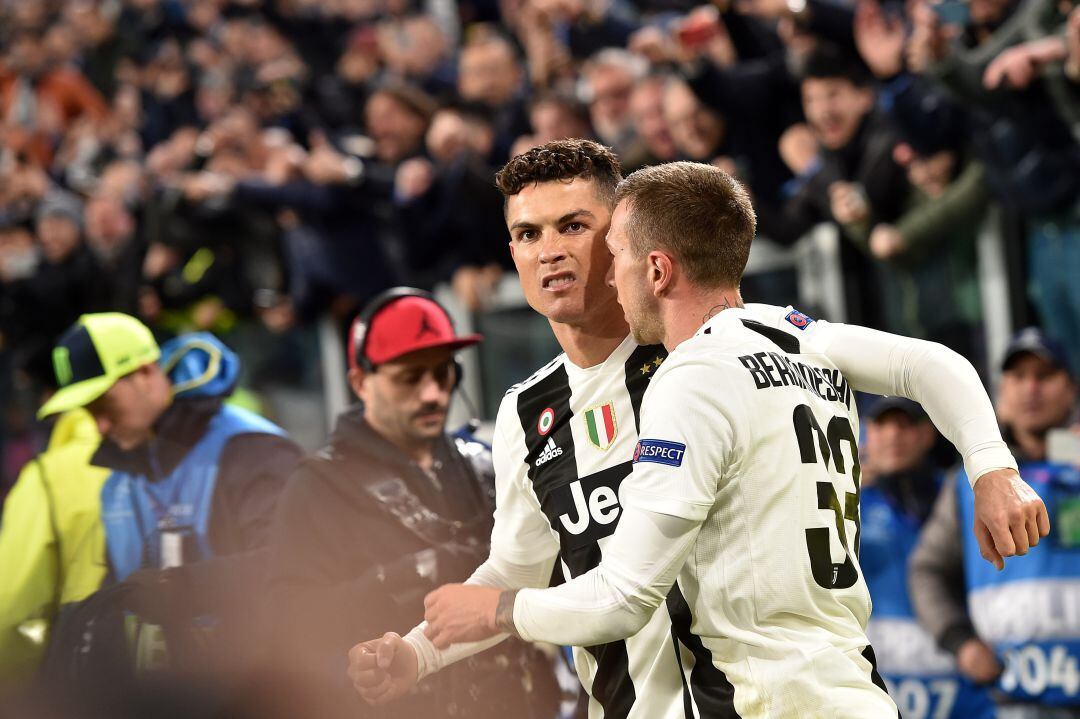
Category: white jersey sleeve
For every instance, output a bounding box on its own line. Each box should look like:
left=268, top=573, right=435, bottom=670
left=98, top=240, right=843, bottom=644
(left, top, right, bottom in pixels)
left=746, top=304, right=1017, bottom=487
left=512, top=360, right=729, bottom=646
left=405, top=394, right=559, bottom=679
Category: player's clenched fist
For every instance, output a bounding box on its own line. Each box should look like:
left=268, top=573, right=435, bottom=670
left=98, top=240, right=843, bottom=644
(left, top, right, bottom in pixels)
left=347, top=632, right=419, bottom=705
left=972, top=468, right=1051, bottom=570
left=423, top=584, right=503, bottom=649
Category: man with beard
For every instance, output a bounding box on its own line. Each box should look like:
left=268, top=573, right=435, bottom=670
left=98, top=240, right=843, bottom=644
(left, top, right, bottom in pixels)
left=351, top=145, right=1046, bottom=718
left=264, top=288, right=558, bottom=719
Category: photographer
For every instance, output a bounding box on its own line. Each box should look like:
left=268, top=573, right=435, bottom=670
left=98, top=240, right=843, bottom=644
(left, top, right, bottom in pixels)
left=264, top=288, right=559, bottom=719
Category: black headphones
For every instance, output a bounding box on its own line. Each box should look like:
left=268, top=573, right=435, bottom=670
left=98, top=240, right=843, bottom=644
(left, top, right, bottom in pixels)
left=348, top=287, right=465, bottom=389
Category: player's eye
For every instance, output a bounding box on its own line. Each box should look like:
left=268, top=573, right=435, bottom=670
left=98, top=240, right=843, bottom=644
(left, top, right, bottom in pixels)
left=565, top=222, right=584, bottom=233
left=518, top=229, right=536, bottom=242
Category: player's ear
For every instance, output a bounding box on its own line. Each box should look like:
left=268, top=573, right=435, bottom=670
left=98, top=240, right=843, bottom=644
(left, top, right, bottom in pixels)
left=648, top=250, right=673, bottom=297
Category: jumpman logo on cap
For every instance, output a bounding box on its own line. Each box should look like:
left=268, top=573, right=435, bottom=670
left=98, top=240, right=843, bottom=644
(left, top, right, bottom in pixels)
left=416, top=313, right=439, bottom=340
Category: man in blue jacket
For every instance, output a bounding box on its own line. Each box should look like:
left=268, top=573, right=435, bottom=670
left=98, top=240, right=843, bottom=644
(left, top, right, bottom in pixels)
left=860, top=396, right=996, bottom=719
left=37, top=313, right=300, bottom=670
left=911, top=328, right=1080, bottom=718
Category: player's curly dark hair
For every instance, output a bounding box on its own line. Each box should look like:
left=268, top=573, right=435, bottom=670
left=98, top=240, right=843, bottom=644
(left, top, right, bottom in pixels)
left=494, top=139, right=622, bottom=207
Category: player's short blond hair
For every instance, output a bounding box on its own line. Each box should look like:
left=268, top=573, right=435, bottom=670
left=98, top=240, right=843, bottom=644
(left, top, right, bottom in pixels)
left=615, top=162, right=756, bottom=290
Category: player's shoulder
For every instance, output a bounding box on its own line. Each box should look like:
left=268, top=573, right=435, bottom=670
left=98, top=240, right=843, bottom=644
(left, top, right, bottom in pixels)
left=494, top=353, right=569, bottom=440
left=650, top=331, right=755, bottom=401
left=689, top=304, right=825, bottom=354
left=742, top=303, right=820, bottom=337
left=503, top=353, right=567, bottom=399
left=658, top=303, right=822, bottom=377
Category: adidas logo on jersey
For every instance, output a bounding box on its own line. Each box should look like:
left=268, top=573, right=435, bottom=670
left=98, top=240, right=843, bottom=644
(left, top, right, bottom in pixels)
left=535, top=437, right=564, bottom=467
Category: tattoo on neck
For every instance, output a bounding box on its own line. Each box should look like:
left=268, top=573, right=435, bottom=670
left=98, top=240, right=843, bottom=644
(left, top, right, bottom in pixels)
left=703, top=297, right=733, bottom=323
left=495, top=590, right=520, bottom=636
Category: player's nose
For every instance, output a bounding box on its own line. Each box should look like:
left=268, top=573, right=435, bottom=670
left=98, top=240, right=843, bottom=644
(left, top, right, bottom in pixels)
left=538, top=233, right=567, bottom=264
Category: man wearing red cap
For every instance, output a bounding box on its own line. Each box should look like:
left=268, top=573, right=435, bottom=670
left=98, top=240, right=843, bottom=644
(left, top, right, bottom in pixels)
left=262, top=288, right=558, bottom=719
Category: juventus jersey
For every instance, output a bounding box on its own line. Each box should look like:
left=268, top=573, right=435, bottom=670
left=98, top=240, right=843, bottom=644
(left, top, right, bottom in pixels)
left=415, top=302, right=1013, bottom=719
left=489, top=334, right=700, bottom=719
left=511, top=306, right=900, bottom=718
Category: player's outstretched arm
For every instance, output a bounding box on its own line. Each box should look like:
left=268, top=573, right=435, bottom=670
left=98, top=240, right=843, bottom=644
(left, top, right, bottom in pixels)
left=424, top=505, right=703, bottom=648
left=807, top=317, right=1050, bottom=567
left=424, top=361, right=722, bottom=648
left=348, top=550, right=557, bottom=704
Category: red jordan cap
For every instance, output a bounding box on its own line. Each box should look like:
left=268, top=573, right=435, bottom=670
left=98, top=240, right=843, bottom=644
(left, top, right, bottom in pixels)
left=352, top=295, right=482, bottom=367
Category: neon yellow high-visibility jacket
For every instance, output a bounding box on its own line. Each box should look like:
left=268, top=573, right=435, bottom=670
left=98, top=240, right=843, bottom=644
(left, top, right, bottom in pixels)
left=0, top=409, right=109, bottom=682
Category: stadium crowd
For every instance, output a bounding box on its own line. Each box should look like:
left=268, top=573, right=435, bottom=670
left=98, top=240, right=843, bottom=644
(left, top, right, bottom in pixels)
left=1, top=0, right=1079, bottom=716
left=1, top=0, right=1079, bottom=467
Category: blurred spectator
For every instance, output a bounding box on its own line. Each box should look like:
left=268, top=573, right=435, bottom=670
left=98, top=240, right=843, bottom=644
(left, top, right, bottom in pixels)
left=901, top=0, right=1080, bottom=374
left=406, top=103, right=510, bottom=309
left=779, top=42, right=911, bottom=327
left=581, top=48, right=648, bottom=161
left=37, top=314, right=299, bottom=676
left=0, top=28, right=108, bottom=166
left=630, top=6, right=802, bottom=206
left=6, top=189, right=106, bottom=386
left=512, top=91, right=593, bottom=157
left=628, top=75, right=678, bottom=165
left=0, top=409, right=108, bottom=683
left=911, top=328, right=1080, bottom=716
left=860, top=396, right=996, bottom=719
left=841, top=134, right=988, bottom=366
left=190, top=84, right=435, bottom=322
left=308, top=26, right=380, bottom=134
left=264, top=289, right=559, bottom=719
left=457, top=32, right=529, bottom=160
left=662, top=76, right=727, bottom=161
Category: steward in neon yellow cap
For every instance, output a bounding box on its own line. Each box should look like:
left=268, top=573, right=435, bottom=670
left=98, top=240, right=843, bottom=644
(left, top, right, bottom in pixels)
left=35, top=313, right=301, bottom=675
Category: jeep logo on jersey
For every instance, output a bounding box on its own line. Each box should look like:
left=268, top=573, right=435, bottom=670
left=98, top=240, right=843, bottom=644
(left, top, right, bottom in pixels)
left=633, top=439, right=686, bottom=467
left=545, top=463, right=631, bottom=550
left=534, top=436, right=564, bottom=466
left=537, top=407, right=555, bottom=436
left=559, top=479, right=620, bottom=535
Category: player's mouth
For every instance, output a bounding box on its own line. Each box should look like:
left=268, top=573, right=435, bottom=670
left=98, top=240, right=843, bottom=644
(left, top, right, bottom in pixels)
left=541, top=271, right=576, bottom=292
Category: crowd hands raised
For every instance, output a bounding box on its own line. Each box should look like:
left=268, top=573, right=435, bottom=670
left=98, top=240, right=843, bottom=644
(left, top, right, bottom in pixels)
left=0, top=0, right=1075, bottom=404
left=0, top=0, right=1076, bottom=501
left=1, top=0, right=1077, bottom=375
left=1, top=0, right=1079, bottom=715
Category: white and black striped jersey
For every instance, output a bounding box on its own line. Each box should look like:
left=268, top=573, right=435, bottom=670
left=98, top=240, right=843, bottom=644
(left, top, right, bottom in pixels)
left=411, top=303, right=1015, bottom=718
left=489, top=334, right=708, bottom=719
left=510, top=306, right=903, bottom=717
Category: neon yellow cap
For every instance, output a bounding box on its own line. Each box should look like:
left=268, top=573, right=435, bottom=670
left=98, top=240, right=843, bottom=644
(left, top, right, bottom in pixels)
left=37, top=313, right=161, bottom=419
